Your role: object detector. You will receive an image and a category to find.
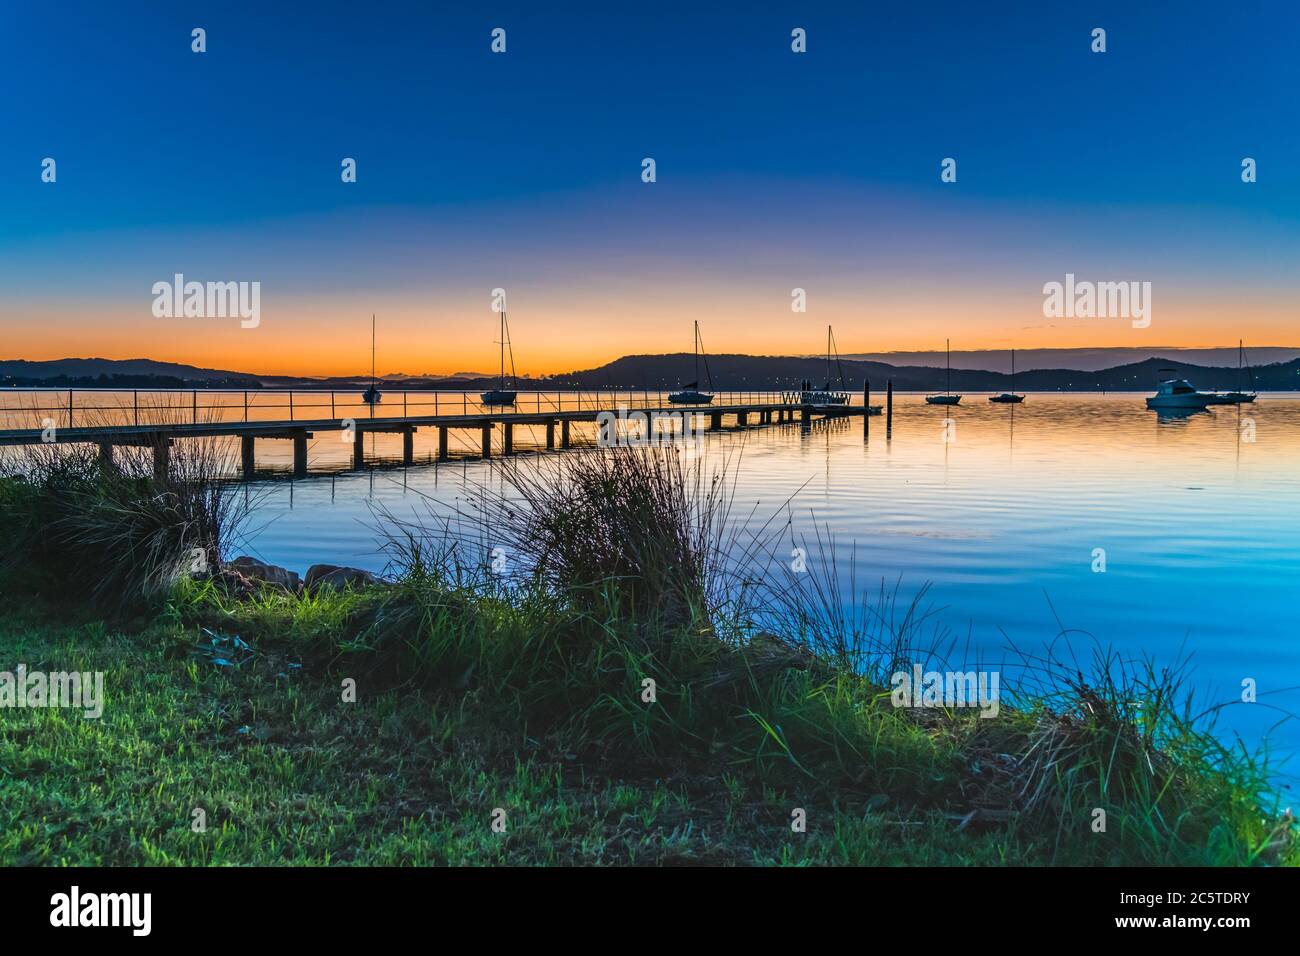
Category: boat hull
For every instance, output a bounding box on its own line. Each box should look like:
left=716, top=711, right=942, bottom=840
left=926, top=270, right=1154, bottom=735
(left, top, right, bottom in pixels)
left=925, top=395, right=962, bottom=405
left=480, top=391, right=517, bottom=406
left=988, top=393, right=1024, bottom=404
left=1146, top=395, right=1212, bottom=409
left=667, top=391, right=714, bottom=405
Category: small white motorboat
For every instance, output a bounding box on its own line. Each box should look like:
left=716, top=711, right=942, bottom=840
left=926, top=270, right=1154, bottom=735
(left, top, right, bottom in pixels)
left=1146, top=379, right=1214, bottom=410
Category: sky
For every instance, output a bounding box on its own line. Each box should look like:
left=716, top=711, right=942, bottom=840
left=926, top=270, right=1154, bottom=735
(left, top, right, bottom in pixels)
left=1, top=1, right=1298, bottom=376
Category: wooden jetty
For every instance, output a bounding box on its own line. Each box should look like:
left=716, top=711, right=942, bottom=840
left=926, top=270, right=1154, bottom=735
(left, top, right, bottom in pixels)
left=0, top=388, right=874, bottom=481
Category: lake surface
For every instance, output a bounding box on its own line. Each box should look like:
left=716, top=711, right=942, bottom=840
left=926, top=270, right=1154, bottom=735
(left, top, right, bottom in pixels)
left=16, top=391, right=1297, bottom=774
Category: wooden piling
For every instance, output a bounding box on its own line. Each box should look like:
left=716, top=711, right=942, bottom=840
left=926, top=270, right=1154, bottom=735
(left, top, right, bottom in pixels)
left=886, top=380, right=894, bottom=437
left=293, top=433, right=308, bottom=478
left=864, top=379, right=870, bottom=442
left=481, top=424, right=492, bottom=458
left=438, top=426, right=449, bottom=461
left=241, top=435, right=255, bottom=479
left=503, top=422, right=513, bottom=455
left=353, top=427, right=365, bottom=468
left=402, top=428, right=414, bottom=465
left=546, top=420, right=556, bottom=450
left=152, top=437, right=169, bottom=484
left=561, top=420, right=571, bottom=448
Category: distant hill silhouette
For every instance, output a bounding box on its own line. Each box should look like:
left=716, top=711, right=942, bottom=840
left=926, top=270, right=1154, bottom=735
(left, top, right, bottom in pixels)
left=537, top=353, right=1296, bottom=392
left=3, top=353, right=1295, bottom=392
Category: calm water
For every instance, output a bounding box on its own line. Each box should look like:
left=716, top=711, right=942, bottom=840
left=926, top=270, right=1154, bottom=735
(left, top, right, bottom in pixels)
left=18, top=391, right=1297, bottom=771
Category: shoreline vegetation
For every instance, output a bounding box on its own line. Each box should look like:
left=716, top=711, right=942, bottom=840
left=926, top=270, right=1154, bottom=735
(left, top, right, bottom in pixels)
left=0, top=440, right=1294, bottom=866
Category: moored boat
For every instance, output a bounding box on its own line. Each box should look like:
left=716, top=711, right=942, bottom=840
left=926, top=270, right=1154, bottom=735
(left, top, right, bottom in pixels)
left=667, top=321, right=715, bottom=404
left=480, top=308, right=518, bottom=407
left=989, top=349, right=1025, bottom=403
left=925, top=339, right=961, bottom=405
left=1146, top=378, right=1214, bottom=410
left=801, top=326, right=851, bottom=407
left=361, top=314, right=381, bottom=405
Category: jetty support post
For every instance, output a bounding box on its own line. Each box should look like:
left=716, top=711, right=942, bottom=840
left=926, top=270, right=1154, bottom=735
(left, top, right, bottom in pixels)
left=546, top=420, right=556, bottom=450
left=151, top=435, right=170, bottom=484
left=481, top=424, right=493, bottom=459
left=438, top=426, right=449, bottom=461
left=97, top=442, right=115, bottom=473
left=561, top=420, right=571, bottom=449
left=402, top=427, right=415, bottom=466
left=886, top=380, right=894, bottom=438
left=864, top=379, right=870, bottom=442
left=293, top=431, right=308, bottom=479
left=353, top=426, right=365, bottom=469
left=241, top=435, right=255, bottom=479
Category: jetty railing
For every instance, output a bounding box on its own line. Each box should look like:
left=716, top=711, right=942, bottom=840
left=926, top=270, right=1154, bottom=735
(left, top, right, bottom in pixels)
left=0, top=387, right=820, bottom=431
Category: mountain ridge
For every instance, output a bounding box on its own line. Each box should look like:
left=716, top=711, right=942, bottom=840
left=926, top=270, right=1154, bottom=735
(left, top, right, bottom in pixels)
left=3, top=353, right=1295, bottom=391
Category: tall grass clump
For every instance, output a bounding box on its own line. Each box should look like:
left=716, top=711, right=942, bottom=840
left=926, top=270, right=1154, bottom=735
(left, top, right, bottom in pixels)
left=0, top=396, right=256, bottom=608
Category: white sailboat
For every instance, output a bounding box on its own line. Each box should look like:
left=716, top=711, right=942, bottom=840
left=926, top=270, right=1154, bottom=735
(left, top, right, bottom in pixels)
left=360, top=314, right=381, bottom=405
left=801, top=326, right=850, bottom=407
left=1208, top=340, right=1257, bottom=405
left=925, top=339, right=961, bottom=405
left=989, top=349, right=1025, bottom=403
left=480, top=309, right=518, bottom=406
left=667, top=321, right=715, bottom=404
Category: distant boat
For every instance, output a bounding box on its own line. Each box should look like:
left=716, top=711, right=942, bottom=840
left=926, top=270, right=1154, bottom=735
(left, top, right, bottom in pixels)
left=989, top=349, right=1025, bottom=403
left=1210, top=340, right=1257, bottom=405
left=802, top=325, right=851, bottom=407
left=1146, top=376, right=1214, bottom=410
left=667, top=321, right=715, bottom=404
left=925, top=339, right=961, bottom=405
left=480, top=308, right=518, bottom=407
left=361, top=314, right=381, bottom=405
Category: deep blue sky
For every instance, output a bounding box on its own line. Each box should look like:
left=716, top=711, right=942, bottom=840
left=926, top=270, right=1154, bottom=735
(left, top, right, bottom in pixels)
left=2, top=1, right=1297, bottom=373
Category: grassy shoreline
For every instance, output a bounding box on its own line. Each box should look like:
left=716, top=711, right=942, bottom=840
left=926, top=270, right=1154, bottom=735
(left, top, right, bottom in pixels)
left=0, top=448, right=1295, bottom=866
left=1, top=567, right=1293, bottom=865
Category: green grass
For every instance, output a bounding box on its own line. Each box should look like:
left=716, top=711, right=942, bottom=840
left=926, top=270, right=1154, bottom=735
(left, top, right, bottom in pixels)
left=1, top=572, right=1292, bottom=866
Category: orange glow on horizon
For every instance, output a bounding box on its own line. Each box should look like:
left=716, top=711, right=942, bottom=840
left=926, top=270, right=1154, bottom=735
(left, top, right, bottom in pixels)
left=8, top=290, right=1299, bottom=378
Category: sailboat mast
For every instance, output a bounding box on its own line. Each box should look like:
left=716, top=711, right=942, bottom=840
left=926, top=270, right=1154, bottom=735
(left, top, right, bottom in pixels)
left=371, top=314, right=376, bottom=388
left=694, top=320, right=699, bottom=384
left=946, top=338, right=951, bottom=394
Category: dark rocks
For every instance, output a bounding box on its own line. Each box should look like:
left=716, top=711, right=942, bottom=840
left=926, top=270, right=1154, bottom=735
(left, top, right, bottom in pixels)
left=225, top=556, right=301, bottom=592
left=305, top=564, right=379, bottom=592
